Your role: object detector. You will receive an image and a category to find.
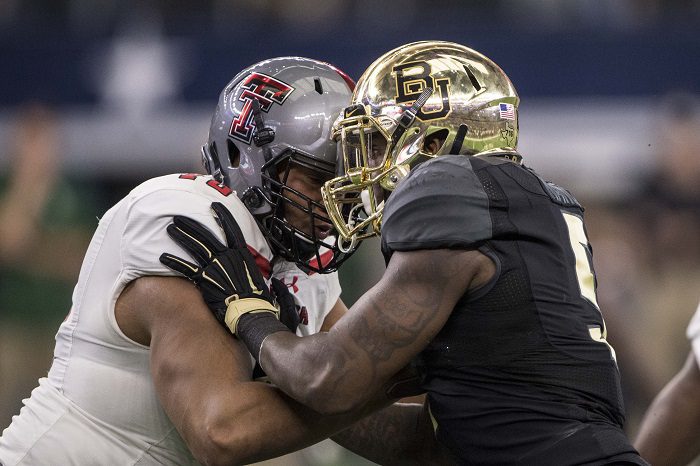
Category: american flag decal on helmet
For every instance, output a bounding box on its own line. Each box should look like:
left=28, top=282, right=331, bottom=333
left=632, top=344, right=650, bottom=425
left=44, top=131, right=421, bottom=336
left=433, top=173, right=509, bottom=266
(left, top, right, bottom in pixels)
left=499, top=103, right=515, bottom=120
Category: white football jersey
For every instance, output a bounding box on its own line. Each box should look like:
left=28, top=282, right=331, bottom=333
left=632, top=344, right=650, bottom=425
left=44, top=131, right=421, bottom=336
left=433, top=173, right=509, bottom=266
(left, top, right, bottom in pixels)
left=686, top=300, right=700, bottom=364
left=0, top=174, right=341, bottom=466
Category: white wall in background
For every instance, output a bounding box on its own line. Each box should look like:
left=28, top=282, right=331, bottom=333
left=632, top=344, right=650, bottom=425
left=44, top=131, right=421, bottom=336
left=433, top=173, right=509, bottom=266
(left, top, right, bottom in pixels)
left=0, top=97, right=664, bottom=201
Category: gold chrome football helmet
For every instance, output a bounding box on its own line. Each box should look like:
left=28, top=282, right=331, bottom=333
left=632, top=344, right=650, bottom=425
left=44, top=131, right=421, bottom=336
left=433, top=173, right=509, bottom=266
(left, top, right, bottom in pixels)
left=322, top=41, right=520, bottom=252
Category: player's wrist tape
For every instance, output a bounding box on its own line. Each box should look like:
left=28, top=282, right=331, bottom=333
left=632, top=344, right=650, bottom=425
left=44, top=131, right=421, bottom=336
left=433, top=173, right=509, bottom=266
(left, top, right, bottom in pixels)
left=224, top=297, right=279, bottom=335
left=237, top=313, right=291, bottom=363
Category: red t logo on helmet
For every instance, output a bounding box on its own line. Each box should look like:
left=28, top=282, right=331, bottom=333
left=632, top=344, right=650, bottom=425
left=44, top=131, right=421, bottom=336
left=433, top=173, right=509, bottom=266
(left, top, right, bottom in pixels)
left=230, top=73, right=294, bottom=143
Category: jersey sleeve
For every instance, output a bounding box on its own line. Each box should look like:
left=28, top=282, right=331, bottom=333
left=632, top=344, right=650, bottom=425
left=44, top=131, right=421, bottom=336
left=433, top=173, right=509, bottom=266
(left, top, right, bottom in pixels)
left=381, top=156, right=493, bottom=255
left=271, top=262, right=342, bottom=336
left=686, top=300, right=700, bottom=362
left=121, top=189, right=221, bottom=277
left=303, top=270, right=341, bottom=334
left=119, top=177, right=270, bottom=282
left=319, top=271, right=341, bottom=316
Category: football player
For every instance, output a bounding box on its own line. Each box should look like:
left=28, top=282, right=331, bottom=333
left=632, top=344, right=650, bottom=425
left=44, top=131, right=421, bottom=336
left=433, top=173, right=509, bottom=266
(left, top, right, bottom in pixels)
left=0, top=57, right=442, bottom=465
left=635, top=299, right=700, bottom=465
left=165, top=41, right=650, bottom=465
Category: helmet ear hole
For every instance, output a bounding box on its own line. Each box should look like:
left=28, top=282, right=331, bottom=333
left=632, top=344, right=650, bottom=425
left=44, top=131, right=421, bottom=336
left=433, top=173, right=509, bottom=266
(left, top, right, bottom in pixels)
left=226, top=139, right=241, bottom=168
left=423, top=128, right=449, bottom=155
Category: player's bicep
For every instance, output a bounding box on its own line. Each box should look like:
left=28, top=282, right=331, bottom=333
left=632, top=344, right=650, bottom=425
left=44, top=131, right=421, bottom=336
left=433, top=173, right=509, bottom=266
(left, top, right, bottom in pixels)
left=333, top=248, right=479, bottom=391
left=372, top=247, right=476, bottom=337
left=129, top=276, right=371, bottom=463
left=135, top=278, right=253, bottom=452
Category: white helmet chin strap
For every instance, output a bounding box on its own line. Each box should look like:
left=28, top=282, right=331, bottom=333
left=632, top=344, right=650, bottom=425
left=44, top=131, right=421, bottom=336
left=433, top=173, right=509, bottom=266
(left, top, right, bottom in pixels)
left=338, top=234, right=358, bottom=254
left=360, top=190, right=384, bottom=215
left=336, top=200, right=369, bottom=253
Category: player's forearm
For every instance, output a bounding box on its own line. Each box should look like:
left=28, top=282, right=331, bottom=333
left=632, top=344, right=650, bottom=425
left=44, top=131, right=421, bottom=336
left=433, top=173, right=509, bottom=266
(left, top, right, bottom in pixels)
left=183, top=380, right=386, bottom=465
left=332, top=401, right=454, bottom=465
left=634, top=391, right=700, bottom=465
left=256, top=329, right=371, bottom=415
left=235, top=308, right=383, bottom=415
left=634, top=355, right=700, bottom=466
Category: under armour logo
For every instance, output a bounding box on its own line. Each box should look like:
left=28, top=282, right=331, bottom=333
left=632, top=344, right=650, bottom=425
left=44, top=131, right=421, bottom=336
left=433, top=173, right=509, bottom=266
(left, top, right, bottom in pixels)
left=285, top=276, right=299, bottom=293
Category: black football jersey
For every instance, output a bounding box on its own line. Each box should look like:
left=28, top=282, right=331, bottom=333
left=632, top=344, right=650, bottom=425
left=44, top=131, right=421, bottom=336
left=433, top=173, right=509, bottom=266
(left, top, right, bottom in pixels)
left=381, top=154, right=647, bottom=465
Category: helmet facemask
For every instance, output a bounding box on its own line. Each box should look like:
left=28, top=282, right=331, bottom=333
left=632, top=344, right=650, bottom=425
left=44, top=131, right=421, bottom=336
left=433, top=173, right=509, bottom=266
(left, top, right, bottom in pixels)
left=255, top=147, right=352, bottom=274
left=323, top=89, right=441, bottom=248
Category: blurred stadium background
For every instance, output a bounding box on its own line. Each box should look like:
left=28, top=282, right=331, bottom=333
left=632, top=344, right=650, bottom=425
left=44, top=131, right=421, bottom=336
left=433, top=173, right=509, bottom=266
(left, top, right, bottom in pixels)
left=0, top=1, right=699, bottom=464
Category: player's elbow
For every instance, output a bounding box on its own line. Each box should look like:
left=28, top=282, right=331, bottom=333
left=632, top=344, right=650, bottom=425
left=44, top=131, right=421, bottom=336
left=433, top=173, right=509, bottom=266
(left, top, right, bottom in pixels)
left=301, top=370, right=367, bottom=416
left=306, top=395, right=363, bottom=416
left=191, top=416, right=262, bottom=466
left=190, top=432, right=246, bottom=466
left=308, top=392, right=366, bottom=416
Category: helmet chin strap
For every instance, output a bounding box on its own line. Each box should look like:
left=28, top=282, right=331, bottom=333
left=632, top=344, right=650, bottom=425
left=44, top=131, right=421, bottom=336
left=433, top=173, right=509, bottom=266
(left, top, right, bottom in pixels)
left=201, top=143, right=225, bottom=183
left=251, top=100, right=275, bottom=149
left=251, top=99, right=280, bottom=182
left=338, top=235, right=358, bottom=254
left=294, top=233, right=318, bottom=261
left=391, top=87, right=433, bottom=146
left=360, top=189, right=384, bottom=215
left=449, top=124, right=469, bottom=155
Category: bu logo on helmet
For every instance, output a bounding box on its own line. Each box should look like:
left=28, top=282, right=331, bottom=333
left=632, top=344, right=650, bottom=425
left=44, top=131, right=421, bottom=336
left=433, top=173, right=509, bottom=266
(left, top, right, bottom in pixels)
left=393, top=61, right=451, bottom=121
left=230, top=73, right=295, bottom=143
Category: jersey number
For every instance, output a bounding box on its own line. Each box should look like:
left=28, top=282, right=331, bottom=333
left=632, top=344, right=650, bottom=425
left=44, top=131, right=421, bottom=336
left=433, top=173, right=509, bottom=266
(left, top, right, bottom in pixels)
left=562, top=212, right=616, bottom=362
left=562, top=212, right=599, bottom=309
left=179, top=174, right=233, bottom=196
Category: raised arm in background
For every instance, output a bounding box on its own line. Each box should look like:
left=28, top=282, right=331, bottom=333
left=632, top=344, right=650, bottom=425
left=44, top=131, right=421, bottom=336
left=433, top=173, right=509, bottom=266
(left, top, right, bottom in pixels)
left=635, top=351, right=700, bottom=465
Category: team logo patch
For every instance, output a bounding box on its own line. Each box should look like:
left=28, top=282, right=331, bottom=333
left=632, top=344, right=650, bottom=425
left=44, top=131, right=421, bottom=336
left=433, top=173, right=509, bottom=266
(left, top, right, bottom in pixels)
left=393, top=61, right=451, bottom=121
left=230, top=73, right=294, bottom=144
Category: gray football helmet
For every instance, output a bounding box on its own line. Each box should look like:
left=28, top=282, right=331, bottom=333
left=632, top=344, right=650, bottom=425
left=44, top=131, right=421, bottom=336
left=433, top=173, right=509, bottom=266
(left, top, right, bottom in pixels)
left=202, top=57, right=356, bottom=273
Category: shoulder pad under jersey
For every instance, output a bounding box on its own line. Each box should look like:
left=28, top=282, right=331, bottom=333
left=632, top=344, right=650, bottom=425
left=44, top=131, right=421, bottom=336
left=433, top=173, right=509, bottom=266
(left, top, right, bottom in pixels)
left=381, top=155, right=492, bottom=255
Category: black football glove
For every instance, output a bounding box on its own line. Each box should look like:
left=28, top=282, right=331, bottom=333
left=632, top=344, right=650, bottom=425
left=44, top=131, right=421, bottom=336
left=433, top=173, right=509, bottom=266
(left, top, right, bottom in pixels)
left=159, top=202, right=279, bottom=336
left=270, top=277, right=299, bottom=334
left=252, top=278, right=298, bottom=380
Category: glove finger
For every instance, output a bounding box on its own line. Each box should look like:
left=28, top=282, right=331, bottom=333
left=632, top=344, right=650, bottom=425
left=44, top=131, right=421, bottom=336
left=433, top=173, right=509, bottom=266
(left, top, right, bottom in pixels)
left=235, top=259, right=269, bottom=298
left=168, top=217, right=224, bottom=264
left=159, top=252, right=201, bottom=279
left=270, top=277, right=298, bottom=332
left=271, top=277, right=296, bottom=309
left=200, top=256, right=238, bottom=292
left=211, top=202, right=268, bottom=293
left=270, top=277, right=290, bottom=298
left=211, top=202, right=248, bottom=250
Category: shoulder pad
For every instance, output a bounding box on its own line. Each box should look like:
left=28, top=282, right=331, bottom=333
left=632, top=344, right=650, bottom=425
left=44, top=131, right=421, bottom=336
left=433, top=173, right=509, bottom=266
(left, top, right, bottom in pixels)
left=381, top=156, right=492, bottom=255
